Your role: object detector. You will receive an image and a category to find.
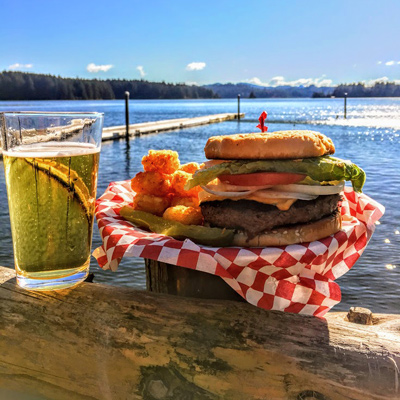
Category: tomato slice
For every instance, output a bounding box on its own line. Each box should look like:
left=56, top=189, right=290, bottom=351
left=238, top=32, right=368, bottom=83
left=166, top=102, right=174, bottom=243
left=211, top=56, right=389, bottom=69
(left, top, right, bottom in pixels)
left=219, top=172, right=306, bottom=186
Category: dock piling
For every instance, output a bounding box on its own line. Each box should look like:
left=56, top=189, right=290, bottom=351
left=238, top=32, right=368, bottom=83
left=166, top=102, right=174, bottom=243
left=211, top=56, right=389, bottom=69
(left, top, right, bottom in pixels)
left=124, top=91, right=130, bottom=140
left=344, top=92, right=348, bottom=119
left=237, top=94, right=241, bottom=121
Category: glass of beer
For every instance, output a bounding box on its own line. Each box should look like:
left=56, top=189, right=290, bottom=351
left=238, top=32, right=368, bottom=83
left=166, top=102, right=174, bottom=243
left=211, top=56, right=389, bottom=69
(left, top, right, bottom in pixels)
left=1, top=112, right=103, bottom=290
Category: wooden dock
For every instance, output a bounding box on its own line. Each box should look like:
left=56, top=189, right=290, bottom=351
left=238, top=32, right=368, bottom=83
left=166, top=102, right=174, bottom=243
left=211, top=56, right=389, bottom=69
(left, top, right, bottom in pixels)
left=0, top=113, right=244, bottom=157
left=1, top=265, right=399, bottom=400
left=101, top=112, right=244, bottom=140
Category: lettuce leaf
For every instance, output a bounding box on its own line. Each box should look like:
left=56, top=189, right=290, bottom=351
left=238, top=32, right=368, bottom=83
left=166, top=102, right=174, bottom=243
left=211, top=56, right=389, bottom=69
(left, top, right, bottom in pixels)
left=185, top=156, right=366, bottom=192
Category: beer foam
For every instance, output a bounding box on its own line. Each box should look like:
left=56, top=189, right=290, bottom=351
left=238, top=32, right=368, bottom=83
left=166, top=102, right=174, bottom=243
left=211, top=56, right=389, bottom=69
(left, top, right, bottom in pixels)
left=3, top=142, right=100, bottom=158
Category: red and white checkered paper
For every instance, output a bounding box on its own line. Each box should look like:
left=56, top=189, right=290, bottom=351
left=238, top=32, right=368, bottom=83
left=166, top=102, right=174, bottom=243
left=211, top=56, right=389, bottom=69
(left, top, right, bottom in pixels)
left=93, top=181, right=384, bottom=318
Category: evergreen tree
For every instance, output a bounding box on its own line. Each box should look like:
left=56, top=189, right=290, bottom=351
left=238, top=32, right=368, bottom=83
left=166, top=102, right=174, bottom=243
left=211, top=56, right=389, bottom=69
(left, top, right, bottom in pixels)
left=0, top=71, right=216, bottom=100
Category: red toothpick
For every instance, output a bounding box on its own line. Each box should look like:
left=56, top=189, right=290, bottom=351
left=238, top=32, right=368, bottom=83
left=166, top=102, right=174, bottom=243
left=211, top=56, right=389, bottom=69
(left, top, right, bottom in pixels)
left=256, top=111, right=268, bottom=132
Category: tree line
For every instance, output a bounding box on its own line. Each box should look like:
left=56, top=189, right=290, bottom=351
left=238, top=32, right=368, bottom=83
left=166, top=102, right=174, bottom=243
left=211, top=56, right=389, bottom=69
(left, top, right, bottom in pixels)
left=1, top=71, right=400, bottom=100
left=205, top=83, right=332, bottom=98
left=331, top=82, right=400, bottom=97
left=210, top=82, right=400, bottom=99
left=313, top=82, right=400, bottom=98
left=0, top=71, right=217, bottom=100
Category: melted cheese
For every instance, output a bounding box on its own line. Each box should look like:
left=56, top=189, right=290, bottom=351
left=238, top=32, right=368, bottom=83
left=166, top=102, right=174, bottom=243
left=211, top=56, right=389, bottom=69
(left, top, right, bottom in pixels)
left=199, top=190, right=297, bottom=211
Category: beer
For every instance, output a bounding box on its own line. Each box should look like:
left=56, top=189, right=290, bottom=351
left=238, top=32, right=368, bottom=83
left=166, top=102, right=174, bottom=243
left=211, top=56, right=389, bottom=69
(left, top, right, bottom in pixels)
left=3, top=142, right=100, bottom=286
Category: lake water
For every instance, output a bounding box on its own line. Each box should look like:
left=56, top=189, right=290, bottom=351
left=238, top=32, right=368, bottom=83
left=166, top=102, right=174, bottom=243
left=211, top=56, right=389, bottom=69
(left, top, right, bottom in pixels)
left=0, top=98, right=399, bottom=313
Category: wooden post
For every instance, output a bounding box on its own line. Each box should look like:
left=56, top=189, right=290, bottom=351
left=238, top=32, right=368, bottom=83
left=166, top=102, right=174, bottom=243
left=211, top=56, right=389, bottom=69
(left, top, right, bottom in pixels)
left=344, top=92, right=348, bottom=119
left=145, top=259, right=244, bottom=301
left=237, top=94, right=241, bottom=121
left=124, top=91, right=130, bottom=140
left=0, top=113, right=6, bottom=152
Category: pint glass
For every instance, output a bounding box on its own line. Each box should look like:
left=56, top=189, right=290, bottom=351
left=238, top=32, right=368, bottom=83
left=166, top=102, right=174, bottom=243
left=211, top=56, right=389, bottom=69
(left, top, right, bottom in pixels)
left=1, top=112, right=103, bottom=290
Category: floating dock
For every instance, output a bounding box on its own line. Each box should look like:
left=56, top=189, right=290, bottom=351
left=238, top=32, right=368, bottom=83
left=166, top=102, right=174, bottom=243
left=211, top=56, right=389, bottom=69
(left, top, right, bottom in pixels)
left=101, top=112, right=244, bottom=140
left=0, top=113, right=244, bottom=157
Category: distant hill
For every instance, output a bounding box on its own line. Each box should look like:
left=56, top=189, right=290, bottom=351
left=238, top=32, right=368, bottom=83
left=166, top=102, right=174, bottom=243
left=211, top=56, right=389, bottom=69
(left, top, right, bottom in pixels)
left=0, top=71, right=217, bottom=100
left=204, top=81, right=400, bottom=98
left=203, top=82, right=333, bottom=98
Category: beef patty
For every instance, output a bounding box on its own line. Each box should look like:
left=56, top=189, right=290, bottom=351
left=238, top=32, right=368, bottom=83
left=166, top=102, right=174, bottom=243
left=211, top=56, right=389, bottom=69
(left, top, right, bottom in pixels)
left=200, top=194, right=341, bottom=239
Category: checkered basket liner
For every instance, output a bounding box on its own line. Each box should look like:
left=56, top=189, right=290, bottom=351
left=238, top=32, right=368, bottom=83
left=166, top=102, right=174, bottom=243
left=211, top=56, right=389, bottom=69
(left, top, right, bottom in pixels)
left=93, top=181, right=384, bottom=317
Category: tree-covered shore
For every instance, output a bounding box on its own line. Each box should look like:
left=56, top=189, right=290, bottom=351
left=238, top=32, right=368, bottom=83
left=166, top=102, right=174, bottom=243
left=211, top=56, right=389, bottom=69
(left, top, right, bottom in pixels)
left=0, top=71, right=217, bottom=100
left=1, top=71, right=400, bottom=100
left=207, top=82, right=400, bottom=99
left=331, top=82, right=400, bottom=97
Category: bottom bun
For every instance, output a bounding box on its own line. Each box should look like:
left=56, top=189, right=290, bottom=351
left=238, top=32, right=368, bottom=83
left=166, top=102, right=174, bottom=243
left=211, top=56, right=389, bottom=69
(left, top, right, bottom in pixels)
left=233, top=211, right=342, bottom=247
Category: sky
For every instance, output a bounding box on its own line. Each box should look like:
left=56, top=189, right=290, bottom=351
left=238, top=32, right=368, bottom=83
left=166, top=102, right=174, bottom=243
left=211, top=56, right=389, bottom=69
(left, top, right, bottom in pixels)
left=1, top=0, right=400, bottom=87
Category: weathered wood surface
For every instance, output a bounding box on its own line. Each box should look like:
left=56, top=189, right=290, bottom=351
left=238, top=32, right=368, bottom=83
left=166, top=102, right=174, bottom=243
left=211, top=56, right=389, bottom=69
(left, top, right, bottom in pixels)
left=145, top=259, right=245, bottom=301
left=101, top=113, right=245, bottom=140
left=1, top=265, right=399, bottom=400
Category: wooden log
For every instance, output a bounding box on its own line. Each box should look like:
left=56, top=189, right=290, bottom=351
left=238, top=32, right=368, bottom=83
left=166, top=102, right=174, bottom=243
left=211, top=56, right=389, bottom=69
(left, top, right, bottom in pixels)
left=0, top=265, right=399, bottom=400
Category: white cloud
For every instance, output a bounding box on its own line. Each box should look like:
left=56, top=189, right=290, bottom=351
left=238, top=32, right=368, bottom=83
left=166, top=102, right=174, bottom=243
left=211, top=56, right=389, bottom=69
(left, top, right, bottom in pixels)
left=247, top=75, right=400, bottom=88
left=363, top=76, right=400, bottom=86
left=186, top=62, right=206, bottom=71
left=245, top=75, right=334, bottom=87
left=365, top=76, right=389, bottom=85
left=8, top=63, right=33, bottom=70
left=377, top=61, right=382, bottom=65
left=86, top=63, right=113, bottom=73
left=137, top=65, right=146, bottom=78
left=317, top=78, right=335, bottom=87
left=246, top=77, right=264, bottom=86
left=385, top=61, right=395, bottom=66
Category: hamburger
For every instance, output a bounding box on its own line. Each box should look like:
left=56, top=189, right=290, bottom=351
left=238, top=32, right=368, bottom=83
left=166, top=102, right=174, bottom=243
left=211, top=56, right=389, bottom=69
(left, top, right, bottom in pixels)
left=185, top=130, right=366, bottom=247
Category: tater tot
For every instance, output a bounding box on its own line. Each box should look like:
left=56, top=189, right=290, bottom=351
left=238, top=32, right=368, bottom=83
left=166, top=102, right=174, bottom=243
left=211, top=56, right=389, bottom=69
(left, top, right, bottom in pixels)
left=180, top=162, right=200, bottom=174
left=171, top=170, right=201, bottom=197
left=163, top=206, right=203, bottom=226
left=170, top=196, right=200, bottom=208
left=132, top=193, right=170, bottom=216
left=142, top=150, right=180, bottom=174
left=131, top=171, right=171, bottom=196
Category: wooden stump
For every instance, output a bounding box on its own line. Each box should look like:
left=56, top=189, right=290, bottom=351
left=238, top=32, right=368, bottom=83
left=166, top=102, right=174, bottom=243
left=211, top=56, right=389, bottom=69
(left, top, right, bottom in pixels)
left=145, top=258, right=244, bottom=301
left=1, top=266, right=400, bottom=400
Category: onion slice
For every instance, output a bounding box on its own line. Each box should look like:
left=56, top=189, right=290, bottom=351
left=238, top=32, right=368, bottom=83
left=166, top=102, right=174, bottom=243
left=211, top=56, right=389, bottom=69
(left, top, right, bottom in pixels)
left=273, top=181, right=345, bottom=195
left=200, top=181, right=344, bottom=201
left=206, top=182, right=273, bottom=192
left=201, top=185, right=257, bottom=198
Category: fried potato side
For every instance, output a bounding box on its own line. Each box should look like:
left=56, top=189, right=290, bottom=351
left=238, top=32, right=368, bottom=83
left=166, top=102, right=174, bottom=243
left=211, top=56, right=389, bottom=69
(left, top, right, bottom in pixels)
left=131, top=171, right=171, bottom=196
left=163, top=205, right=203, bottom=226
left=132, top=193, right=170, bottom=216
left=129, top=150, right=203, bottom=225
left=171, top=170, right=201, bottom=197
left=142, top=150, right=180, bottom=174
left=170, top=196, right=200, bottom=208
left=180, top=162, right=200, bottom=174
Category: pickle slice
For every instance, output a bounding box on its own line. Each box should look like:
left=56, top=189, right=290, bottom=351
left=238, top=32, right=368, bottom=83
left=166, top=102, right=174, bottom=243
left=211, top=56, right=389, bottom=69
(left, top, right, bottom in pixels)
left=120, top=207, right=235, bottom=247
